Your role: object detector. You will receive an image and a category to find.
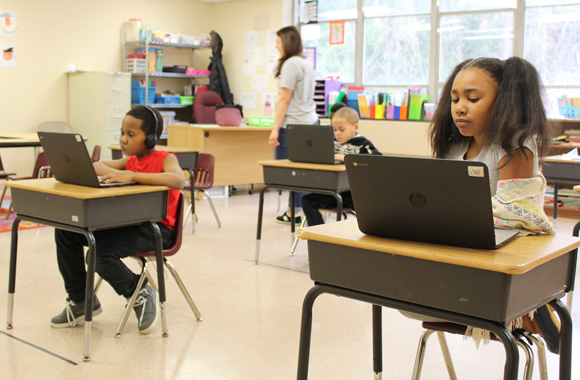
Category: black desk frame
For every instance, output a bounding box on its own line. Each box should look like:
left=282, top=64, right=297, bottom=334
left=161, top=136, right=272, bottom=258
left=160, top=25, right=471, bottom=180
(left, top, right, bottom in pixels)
left=297, top=284, right=572, bottom=380
left=255, top=184, right=344, bottom=264
left=7, top=209, right=166, bottom=362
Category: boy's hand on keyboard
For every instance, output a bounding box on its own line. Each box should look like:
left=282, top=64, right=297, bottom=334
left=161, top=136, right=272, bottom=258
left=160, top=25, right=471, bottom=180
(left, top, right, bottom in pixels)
left=99, top=170, right=135, bottom=184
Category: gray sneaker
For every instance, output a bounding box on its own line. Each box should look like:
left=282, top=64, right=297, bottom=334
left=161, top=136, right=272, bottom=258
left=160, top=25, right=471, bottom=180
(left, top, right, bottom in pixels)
left=133, top=284, right=158, bottom=335
left=50, top=297, right=102, bottom=328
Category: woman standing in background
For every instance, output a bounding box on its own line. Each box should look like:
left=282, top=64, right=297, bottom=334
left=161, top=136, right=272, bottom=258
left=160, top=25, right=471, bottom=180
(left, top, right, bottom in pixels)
left=268, top=25, right=319, bottom=224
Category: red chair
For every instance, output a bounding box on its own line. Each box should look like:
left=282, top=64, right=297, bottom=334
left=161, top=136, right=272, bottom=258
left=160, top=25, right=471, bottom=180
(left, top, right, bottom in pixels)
left=96, top=193, right=202, bottom=336
left=0, top=152, right=52, bottom=218
left=183, top=152, right=222, bottom=233
left=91, top=145, right=101, bottom=162
left=0, top=154, right=16, bottom=179
left=193, top=90, right=223, bottom=124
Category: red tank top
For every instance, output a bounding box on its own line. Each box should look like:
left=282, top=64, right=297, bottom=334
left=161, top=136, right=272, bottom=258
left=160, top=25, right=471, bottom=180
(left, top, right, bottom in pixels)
left=126, top=150, right=180, bottom=230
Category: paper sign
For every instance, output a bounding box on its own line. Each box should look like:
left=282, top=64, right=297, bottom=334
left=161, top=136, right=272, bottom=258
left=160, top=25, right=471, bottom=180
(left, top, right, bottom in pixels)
left=243, top=54, right=256, bottom=76
left=330, top=20, right=345, bottom=45
left=252, top=75, right=268, bottom=92
left=265, top=52, right=279, bottom=75
left=240, top=93, right=256, bottom=110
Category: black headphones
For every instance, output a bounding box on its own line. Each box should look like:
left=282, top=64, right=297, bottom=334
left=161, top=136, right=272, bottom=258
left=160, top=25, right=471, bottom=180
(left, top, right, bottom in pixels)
left=143, top=106, right=162, bottom=149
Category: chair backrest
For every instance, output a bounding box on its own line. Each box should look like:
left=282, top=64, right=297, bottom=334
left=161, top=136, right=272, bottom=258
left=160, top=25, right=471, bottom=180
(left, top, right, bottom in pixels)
left=193, top=153, right=216, bottom=191
left=136, top=192, right=184, bottom=259
left=37, top=122, right=75, bottom=133
left=0, top=154, right=15, bottom=178
left=91, top=145, right=101, bottom=162
left=32, top=152, right=51, bottom=178
left=193, top=90, right=223, bottom=124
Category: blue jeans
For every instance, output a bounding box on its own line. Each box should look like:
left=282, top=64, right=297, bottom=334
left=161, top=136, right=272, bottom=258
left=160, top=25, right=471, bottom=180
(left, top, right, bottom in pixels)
left=275, top=119, right=320, bottom=212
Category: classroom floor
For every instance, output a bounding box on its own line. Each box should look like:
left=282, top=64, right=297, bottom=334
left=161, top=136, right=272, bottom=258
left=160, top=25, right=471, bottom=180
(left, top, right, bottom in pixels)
left=0, top=188, right=578, bottom=380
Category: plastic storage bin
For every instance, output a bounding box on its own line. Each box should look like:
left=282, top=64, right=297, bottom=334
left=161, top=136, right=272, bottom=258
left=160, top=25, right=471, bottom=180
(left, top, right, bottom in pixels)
left=558, top=98, right=580, bottom=119
left=131, top=87, right=156, bottom=104
left=155, top=95, right=180, bottom=104
left=248, top=116, right=274, bottom=127
left=180, top=96, right=194, bottom=105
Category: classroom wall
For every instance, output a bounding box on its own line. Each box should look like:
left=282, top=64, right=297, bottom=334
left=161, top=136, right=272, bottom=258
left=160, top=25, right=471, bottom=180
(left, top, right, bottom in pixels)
left=209, top=0, right=287, bottom=118
left=0, top=0, right=289, bottom=175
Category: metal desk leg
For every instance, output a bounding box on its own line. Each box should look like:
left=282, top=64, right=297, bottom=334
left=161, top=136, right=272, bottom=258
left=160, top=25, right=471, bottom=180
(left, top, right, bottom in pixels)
left=83, top=232, right=96, bottom=361
left=6, top=216, right=21, bottom=330
left=255, top=185, right=270, bottom=264
left=550, top=299, right=572, bottom=380
left=297, top=286, right=326, bottom=380
left=150, top=222, right=168, bottom=337
left=373, top=305, right=383, bottom=380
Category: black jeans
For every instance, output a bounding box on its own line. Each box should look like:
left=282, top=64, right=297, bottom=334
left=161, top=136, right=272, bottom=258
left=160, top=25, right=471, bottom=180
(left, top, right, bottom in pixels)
left=301, top=191, right=354, bottom=226
left=55, top=222, right=173, bottom=302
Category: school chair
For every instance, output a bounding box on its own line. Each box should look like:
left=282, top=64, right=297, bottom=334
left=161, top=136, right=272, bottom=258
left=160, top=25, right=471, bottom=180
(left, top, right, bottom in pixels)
left=91, top=145, right=101, bottom=162
left=95, top=192, right=202, bottom=337
left=0, top=154, right=16, bottom=179
left=411, top=321, right=547, bottom=380
left=183, top=152, right=222, bottom=233
left=193, top=90, right=223, bottom=124
left=290, top=207, right=355, bottom=255
left=0, top=152, right=51, bottom=219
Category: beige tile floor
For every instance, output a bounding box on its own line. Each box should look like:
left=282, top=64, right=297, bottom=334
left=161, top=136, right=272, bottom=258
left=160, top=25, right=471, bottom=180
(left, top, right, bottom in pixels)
left=0, top=188, right=578, bottom=380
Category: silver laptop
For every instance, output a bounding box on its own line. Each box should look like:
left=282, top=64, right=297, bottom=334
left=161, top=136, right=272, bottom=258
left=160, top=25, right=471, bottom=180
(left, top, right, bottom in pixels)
left=38, top=132, right=137, bottom=188
left=287, top=124, right=341, bottom=165
left=345, top=155, right=518, bottom=249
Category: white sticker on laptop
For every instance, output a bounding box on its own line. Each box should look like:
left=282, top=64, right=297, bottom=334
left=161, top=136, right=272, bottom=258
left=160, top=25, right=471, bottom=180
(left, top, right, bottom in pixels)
left=468, top=166, right=485, bottom=177
left=75, top=135, right=81, bottom=142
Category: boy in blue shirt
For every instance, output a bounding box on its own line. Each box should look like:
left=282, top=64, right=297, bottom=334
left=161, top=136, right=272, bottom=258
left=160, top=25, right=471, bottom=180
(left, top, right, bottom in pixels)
left=301, top=107, right=381, bottom=226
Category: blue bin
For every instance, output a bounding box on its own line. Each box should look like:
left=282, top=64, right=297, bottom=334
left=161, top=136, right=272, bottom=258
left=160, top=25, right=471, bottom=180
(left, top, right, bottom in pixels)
left=131, top=87, right=156, bottom=104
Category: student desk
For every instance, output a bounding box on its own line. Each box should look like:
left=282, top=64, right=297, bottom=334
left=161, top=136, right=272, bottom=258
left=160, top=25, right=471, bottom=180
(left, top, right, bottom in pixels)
left=255, top=159, right=349, bottom=263
left=5, top=178, right=169, bottom=361
left=542, top=155, right=580, bottom=219
left=297, top=219, right=580, bottom=380
left=168, top=124, right=273, bottom=187
left=0, top=133, right=41, bottom=148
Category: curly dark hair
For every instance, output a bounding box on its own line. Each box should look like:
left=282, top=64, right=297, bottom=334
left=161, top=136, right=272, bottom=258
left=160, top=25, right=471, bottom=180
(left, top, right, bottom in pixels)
left=126, top=105, right=163, bottom=139
left=429, top=57, right=551, bottom=162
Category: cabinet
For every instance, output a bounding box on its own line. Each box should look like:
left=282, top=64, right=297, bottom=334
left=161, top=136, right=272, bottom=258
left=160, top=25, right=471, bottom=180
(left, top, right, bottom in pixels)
left=68, top=71, right=131, bottom=160
left=122, top=26, right=211, bottom=110
left=314, top=79, right=342, bottom=118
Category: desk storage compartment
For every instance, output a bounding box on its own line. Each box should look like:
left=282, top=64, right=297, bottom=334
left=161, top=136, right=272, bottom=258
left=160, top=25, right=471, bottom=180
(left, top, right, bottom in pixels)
left=542, top=161, right=580, bottom=182
left=307, top=240, right=572, bottom=322
left=11, top=189, right=168, bottom=229
left=263, top=166, right=349, bottom=192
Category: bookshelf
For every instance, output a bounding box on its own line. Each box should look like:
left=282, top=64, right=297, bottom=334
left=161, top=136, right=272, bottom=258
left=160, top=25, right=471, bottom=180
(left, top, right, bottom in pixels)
left=314, top=79, right=341, bottom=118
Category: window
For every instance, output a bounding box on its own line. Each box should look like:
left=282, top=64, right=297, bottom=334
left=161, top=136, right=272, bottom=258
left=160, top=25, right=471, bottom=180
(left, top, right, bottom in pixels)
left=298, top=0, right=580, bottom=117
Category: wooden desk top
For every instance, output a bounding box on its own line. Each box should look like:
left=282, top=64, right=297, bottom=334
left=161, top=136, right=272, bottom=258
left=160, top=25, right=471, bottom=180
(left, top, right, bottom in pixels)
left=258, top=159, right=346, bottom=172
left=543, top=154, right=580, bottom=164
left=169, top=124, right=272, bottom=132
left=298, top=219, right=580, bottom=275
left=6, top=178, right=168, bottom=199
left=108, top=145, right=199, bottom=153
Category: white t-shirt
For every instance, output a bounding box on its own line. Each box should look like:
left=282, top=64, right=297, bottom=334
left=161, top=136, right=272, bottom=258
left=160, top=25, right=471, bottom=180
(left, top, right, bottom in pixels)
left=277, top=56, right=318, bottom=128
left=446, top=138, right=539, bottom=196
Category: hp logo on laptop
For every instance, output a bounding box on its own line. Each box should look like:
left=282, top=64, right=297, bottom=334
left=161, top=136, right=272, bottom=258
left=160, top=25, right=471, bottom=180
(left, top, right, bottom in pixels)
left=409, top=193, right=427, bottom=208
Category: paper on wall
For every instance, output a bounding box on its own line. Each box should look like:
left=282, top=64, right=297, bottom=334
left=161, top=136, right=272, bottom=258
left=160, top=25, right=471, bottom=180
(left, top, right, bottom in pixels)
left=243, top=54, right=256, bottom=76
left=252, top=75, right=268, bottom=92
left=265, top=52, right=278, bottom=76
left=245, top=31, right=256, bottom=53
left=255, top=46, right=265, bottom=66
left=262, top=93, right=278, bottom=111
left=266, top=29, right=277, bottom=51
left=240, top=93, right=256, bottom=110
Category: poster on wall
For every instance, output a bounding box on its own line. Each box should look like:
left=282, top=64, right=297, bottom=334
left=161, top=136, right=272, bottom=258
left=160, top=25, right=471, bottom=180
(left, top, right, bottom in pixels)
left=330, top=20, right=345, bottom=45
left=0, top=10, right=16, bottom=37
left=0, top=42, right=16, bottom=69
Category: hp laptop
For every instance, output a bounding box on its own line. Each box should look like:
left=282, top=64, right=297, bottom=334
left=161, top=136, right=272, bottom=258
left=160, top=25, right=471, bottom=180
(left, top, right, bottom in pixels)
left=287, top=124, right=341, bottom=165
left=38, top=132, right=137, bottom=188
left=345, top=155, right=518, bottom=249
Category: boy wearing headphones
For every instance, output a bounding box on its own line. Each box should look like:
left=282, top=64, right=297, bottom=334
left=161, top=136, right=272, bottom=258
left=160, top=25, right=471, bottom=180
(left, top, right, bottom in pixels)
left=51, top=106, right=185, bottom=335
